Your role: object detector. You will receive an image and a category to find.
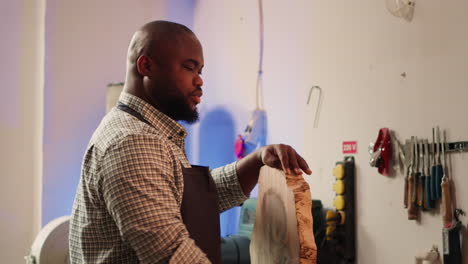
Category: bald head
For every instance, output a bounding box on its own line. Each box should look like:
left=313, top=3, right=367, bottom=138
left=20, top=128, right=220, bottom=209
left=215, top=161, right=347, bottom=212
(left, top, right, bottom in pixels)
left=127, top=21, right=194, bottom=70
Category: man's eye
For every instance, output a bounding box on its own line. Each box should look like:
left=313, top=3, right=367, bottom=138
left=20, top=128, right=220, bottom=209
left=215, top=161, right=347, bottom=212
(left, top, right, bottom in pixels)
left=184, top=65, right=194, bottom=71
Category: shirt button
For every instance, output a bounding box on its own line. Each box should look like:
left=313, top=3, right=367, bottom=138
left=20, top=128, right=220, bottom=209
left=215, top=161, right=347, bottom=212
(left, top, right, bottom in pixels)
left=168, top=136, right=173, bottom=140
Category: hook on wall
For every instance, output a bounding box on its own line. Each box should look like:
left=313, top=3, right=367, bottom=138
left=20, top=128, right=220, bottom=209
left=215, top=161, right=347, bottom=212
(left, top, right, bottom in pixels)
left=307, top=85, right=323, bottom=128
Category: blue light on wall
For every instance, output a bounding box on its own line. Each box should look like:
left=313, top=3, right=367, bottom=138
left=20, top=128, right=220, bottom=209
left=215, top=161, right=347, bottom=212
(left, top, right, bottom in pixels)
left=197, top=107, right=240, bottom=237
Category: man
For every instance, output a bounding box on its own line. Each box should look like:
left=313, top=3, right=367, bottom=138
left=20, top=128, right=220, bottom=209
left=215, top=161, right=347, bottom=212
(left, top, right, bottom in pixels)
left=69, top=20, right=311, bottom=264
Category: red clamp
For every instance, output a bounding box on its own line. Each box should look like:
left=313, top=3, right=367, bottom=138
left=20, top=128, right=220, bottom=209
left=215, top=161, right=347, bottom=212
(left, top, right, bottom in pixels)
left=372, top=128, right=392, bottom=176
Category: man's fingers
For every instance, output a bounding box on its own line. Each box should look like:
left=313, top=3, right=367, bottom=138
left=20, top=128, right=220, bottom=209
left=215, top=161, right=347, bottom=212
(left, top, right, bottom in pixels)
left=277, top=145, right=291, bottom=175
left=298, top=155, right=312, bottom=175
left=288, top=147, right=301, bottom=175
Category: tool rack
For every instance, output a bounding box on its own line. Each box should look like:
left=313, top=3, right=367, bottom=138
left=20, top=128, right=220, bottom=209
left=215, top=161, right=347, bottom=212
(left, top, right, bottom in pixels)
left=321, top=156, right=356, bottom=264
left=370, top=127, right=466, bottom=263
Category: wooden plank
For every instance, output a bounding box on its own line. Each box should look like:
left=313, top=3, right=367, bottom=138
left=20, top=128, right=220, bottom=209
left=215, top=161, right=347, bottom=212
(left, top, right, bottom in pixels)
left=250, top=166, right=317, bottom=264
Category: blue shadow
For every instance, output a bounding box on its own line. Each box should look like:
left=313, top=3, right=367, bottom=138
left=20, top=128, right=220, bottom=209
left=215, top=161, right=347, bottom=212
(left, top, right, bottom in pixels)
left=198, top=107, right=240, bottom=237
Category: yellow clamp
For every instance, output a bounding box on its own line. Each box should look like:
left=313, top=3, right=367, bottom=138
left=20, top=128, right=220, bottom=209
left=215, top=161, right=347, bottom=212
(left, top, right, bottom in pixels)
left=333, top=180, right=345, bottom=195
left=325, top=210, right=337, bottom=240
left=326, top=225, right=336, bottom=240
left=333, top=195, right=345, bottom=210
left=333, top=164, right=344, bottom=179
left=337, top=210, right=346, bottom=225
left=326, top=210, right=337, bottom=222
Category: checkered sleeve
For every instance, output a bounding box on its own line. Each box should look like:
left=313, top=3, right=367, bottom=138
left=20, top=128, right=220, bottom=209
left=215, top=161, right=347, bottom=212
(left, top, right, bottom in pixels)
left=100, top=134, right=210, bottom=264
left=211, top=161, right=248, bottom=212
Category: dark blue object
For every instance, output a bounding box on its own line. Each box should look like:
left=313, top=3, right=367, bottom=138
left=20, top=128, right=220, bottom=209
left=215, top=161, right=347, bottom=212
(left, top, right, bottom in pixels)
left=424, top=174, right=434, bottom=209
left=443, top=222, right=462, bottom=264
left=221, top=236, right=251, bottom=264
left=435, top=165, right=443, bottom=199
left=430, top=166, right=437, bottom=200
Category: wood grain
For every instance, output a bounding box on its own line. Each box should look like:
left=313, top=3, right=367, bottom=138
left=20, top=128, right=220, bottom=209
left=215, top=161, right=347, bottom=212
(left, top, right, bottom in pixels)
left=250, top=167, right=317, bottom=264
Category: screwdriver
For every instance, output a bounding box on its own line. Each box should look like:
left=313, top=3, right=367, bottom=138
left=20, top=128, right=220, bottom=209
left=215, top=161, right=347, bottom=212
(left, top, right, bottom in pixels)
left=441, top=130, right=452, bottom=226
left=416, top=140, right=424, bottom=208
left=434, top=127, right=443, bottom=199
left=430, top=128, right=438, bottom=201
left=407, top=137, right=418, bottom=220
left=404, top=139, right=411, bottom=209
left=442, top=131, right=462, bottom=264
left=424, top=139, right=435, bottom=209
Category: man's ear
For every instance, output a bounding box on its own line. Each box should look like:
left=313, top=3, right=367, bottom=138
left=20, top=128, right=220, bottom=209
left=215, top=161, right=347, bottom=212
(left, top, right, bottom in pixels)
left=136, top=55, right=154, bottom=77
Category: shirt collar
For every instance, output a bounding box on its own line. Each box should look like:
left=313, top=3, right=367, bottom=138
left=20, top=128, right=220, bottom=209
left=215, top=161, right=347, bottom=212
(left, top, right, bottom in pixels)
left=118, top=92, right=188, bottom=144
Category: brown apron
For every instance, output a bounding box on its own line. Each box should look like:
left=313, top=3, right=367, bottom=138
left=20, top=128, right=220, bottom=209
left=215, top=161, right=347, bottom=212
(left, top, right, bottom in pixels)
left=117, top=102, right=222, bottom=264
left=181, top=166, right=221, bottom=264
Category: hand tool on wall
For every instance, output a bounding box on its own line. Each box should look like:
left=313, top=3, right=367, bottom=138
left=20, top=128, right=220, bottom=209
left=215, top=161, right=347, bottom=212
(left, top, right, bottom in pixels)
left=370, top=128, right=392, bottom=176
left=398, top=140, right=407, bottom=174
left=404, top=139, right=411, bottom=208
left=423, top=139, right=435, bottom=209
left=408, top=137, right=418, bottom=220
left=416, top=140, right=424, bottom=208
left=441, top=130, right=453, bottom=226
left=412, top=138, right=420, bottom=208
left=443, top=209, right=464, bottom=264
left=439, top=129, right=463, bottom=264
left=434, top=127, right=443, bottom=200
left=391, top=133, right=406, bottom=175
left=430, top=128, right=438, bottom=201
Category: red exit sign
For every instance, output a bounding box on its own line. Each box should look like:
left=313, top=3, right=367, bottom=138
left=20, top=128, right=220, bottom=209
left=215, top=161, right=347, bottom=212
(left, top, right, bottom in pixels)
left=342, top=141, right=358, bottom=154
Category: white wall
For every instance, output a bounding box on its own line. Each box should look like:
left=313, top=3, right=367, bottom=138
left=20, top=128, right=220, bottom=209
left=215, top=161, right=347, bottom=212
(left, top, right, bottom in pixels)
left=43, top=0, right=168, bottom=224
left=193, top=0, right=468, bottom=263
left=193, top=0, right=306, bottom=153
left=0, top=0, right=45, bottom=263
left=304, top=1, right=468, bottom=263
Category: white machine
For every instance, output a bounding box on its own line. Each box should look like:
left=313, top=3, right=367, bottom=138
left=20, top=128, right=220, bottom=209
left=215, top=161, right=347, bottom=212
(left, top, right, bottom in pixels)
left=25, top=216, right=70, bottom=264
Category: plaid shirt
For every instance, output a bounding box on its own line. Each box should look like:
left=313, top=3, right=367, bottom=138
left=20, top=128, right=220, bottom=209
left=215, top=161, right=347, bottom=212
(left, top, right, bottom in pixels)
left=69, top=92, right=247, bottom=264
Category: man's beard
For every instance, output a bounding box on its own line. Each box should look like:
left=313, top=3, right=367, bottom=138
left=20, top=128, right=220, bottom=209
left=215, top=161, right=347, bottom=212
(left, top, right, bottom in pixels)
left=163, top=95, right=199, bottom=124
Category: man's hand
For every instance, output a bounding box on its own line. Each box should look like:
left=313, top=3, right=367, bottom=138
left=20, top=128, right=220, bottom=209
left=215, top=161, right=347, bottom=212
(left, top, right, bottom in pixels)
left=259, top=144, right=312, bottom=176
left=237, top=144, right=312, bottom=196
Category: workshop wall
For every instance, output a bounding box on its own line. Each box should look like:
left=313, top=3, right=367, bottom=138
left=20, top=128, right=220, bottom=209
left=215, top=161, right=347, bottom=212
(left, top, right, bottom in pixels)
left=302, top=1, right=468, bottom=264
left=193, top=0, right=468, bottom=263
left=0, top=1, right=44, bottom=263
left=42, top=0, right=167, bottom=224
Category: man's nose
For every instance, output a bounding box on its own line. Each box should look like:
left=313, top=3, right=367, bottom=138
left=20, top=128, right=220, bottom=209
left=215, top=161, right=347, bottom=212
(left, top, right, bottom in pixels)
left=194, top=74, right=203, bottom=87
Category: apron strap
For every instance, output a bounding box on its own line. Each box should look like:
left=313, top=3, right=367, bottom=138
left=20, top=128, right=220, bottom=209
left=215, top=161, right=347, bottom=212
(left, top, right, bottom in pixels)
left=116, top=101, right=152, bottom=127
